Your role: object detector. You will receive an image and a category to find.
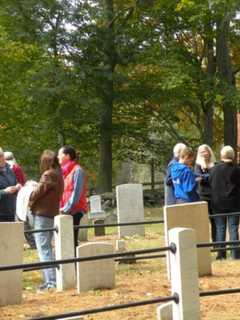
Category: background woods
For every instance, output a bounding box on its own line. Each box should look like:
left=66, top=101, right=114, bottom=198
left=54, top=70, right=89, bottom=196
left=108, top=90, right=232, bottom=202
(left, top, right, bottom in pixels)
left=0, top=0, right=239, bottom=191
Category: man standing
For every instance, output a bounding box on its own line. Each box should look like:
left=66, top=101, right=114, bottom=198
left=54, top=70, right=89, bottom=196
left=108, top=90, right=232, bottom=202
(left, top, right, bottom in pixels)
left=58, top=145, right=88, bottom=248
left=0, top=148, right=21, bottom=222
left=4, top=151, right=25, bottom=186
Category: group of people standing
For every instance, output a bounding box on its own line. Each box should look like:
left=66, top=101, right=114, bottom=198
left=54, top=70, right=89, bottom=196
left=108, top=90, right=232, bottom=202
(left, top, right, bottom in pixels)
left=0, top=146, right=88, bottom=291
left=165, top=143, right=240, bottom=260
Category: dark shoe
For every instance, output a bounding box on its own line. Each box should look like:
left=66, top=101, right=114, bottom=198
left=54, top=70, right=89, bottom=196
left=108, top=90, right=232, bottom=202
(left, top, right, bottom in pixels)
left=216, top=254, right=226, bottom=260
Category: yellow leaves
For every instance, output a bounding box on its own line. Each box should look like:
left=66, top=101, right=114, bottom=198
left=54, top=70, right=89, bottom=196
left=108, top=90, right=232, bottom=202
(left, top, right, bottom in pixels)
left=176, top=0, right=195, bottom=12
left=215, top=94, right=224, bottom=105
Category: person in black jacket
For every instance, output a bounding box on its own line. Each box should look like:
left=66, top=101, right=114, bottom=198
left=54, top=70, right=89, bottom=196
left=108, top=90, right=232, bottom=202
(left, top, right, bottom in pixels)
left=195, top=144, right=216, bottom=242
left=0, top=148, right=21, bottom=222
left=209, top=146, right=240, bottom=260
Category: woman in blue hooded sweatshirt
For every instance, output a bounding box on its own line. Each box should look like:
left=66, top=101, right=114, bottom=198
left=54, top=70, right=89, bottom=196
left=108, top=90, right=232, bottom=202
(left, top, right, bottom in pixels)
left=171, top=147, right=199, bottom=203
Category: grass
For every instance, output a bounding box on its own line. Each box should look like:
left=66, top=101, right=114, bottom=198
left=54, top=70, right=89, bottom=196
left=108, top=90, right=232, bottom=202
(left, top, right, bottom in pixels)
left=22, top=207, right=165, bottom=290
left=3, top=206, right=240, bottom=319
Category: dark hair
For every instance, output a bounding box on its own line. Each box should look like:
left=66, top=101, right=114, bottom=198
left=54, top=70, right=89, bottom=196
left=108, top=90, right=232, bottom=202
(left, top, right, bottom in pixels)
left=61, top=145, right=78, bottom=161
left=40, top=149, right=60, bottom=174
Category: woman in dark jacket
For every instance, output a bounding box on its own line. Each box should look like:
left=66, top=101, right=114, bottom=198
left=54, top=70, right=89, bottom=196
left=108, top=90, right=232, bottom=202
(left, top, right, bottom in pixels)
left=209, top=146, right=240, bottom=260
left=194, top=144, right=216, bottom=242
left=29, top=150, right=64, bottom=291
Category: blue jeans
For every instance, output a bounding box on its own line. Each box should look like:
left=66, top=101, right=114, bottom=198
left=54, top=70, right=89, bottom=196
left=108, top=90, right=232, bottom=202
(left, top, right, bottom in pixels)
left=214, top=214, right=240, bottom=259
left=33, top=215, right=56, bottom=286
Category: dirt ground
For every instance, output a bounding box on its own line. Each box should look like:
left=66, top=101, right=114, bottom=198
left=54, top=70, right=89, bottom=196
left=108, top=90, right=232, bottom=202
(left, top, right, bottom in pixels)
left=1, top=257, right=240, bottom=320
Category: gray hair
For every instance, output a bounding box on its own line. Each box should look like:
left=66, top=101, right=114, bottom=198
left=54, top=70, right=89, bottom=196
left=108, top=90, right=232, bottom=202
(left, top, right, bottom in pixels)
left=220, top=145, right=235, bottom=161
left=4, top=151, right=15, bottom=161
left=173, top=143, right=187, bottom=158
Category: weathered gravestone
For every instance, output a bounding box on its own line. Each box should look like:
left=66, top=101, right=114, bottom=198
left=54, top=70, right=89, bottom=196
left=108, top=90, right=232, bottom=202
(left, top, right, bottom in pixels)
left=78, top=213, right=88, bottom=242
left=55, top=215, right=75, bottom=291
left=89, top=195, right=106, bottom=236
left=76, top=242, right=115, bottom=293
left=0, top=222, right=24, bottom=306
left=116, top=183, right=145, bottom=238
left=164, top=201, right=212, bottom=277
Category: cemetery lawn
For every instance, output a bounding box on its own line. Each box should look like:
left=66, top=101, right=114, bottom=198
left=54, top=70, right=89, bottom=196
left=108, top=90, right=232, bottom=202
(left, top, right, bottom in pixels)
left=1, top=207, right=240, bottom=320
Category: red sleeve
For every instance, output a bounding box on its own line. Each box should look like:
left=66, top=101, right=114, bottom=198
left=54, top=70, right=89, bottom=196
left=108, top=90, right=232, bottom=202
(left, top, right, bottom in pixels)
left=12, top=164, right=26, bottom=185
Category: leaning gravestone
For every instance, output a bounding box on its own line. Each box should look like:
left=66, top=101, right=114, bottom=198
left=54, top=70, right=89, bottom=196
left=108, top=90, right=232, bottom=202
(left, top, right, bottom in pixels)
left=89, top=195, right=106, bottom=236
left=116, top=183, right=145, bottom=238
left=76, top=242, right=115, bottom=292
left=164, top=201, right=212, bottom=278
left=0, top=222, right=24, bottom=306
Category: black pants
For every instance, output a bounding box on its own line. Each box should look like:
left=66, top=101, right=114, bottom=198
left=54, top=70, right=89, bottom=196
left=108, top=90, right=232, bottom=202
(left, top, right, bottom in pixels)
left=73, top=212, right=83, bottom=248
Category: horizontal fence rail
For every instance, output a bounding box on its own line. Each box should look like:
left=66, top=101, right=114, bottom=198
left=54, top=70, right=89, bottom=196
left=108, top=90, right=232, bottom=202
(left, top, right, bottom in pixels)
left=23, top=265, right=59, bottom=272
left=30, top=294, right=179, bottom=320
left=23, top=254, right=166, bottom=272
left=200, top=288, right=240, bottom=297
left=197, top=240, right=240, bottom=248
left=211, top=246, right=240, bottom=252
left=0, top=245, right=176, bottom=272
left=24, top=219, right=164, bottom=234
left=115, top=254, right=166, bottom=262
left=74, top=219, right=164, bottom=229
left=210, top=212, right=240, bottom=218
left=24, top=227, right=57, bottom=235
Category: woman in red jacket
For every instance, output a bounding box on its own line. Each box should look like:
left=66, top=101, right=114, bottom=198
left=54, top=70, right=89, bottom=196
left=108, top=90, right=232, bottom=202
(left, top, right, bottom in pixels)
left=58, top=145, right=88, bottom=248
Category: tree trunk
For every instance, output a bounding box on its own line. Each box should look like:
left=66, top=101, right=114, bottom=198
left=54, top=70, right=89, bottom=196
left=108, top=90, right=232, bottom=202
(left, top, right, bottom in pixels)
left=98, top=0, right=115, bottom=193
left=203, top=31, right=215, bottom=146
left=150, top=158, right=155, bottom=191
left=216, top=15, right=237, bottom=149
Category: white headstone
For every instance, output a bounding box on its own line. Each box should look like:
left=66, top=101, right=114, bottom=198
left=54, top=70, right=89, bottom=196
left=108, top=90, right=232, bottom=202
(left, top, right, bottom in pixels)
left=116, top=184, right=145, bottom=237
left=164, top=201, right=212, bottom=277
left=78, top=213, right=88, bottom=242
left=116, top=239, right=125, bottom=252
left=157, top=302, right=173, bottom=320
left=54, top=215, right=75, bottom=291
left=0, top=222, right=24, bottom=306
left=89, top=195, right=105, bottom=219
left=76, top=242, right=115, bottom=292
left=169, top=228, right=200, bottom=319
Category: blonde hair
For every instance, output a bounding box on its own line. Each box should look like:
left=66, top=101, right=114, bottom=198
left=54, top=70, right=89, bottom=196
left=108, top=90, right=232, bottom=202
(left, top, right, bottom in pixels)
left=220, top=145, right=235, bottom=162
left=179, top=147, right=194, bottom=160
left=173, top=143, right=187, bottom=158
left=196, top=144, right=215, bottom=169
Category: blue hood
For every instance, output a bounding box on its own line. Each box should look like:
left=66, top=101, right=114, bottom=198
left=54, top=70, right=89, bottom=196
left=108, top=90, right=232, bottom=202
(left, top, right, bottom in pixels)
left=171, top=162, right=199, bottom=202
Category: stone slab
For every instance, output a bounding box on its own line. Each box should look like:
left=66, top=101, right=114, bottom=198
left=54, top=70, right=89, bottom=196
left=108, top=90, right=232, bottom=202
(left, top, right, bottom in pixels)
left=77, top=242, right=115, bottom=292
left=55, top=215, right=75, bottom=291
left=157, top=302, right=173, bottom=320
left=116, top=184, right=145, bottom=237
left=164, top=202, right=212, bottom=277
left=0, top=222, right=24, bottom=306
left=94, top=219, right=105, bottom=236
left=169, top=228, right=200, bottom=319
left=89, top=195, right=105, bottom=220
left=78, top=213, right=88, bottom=242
